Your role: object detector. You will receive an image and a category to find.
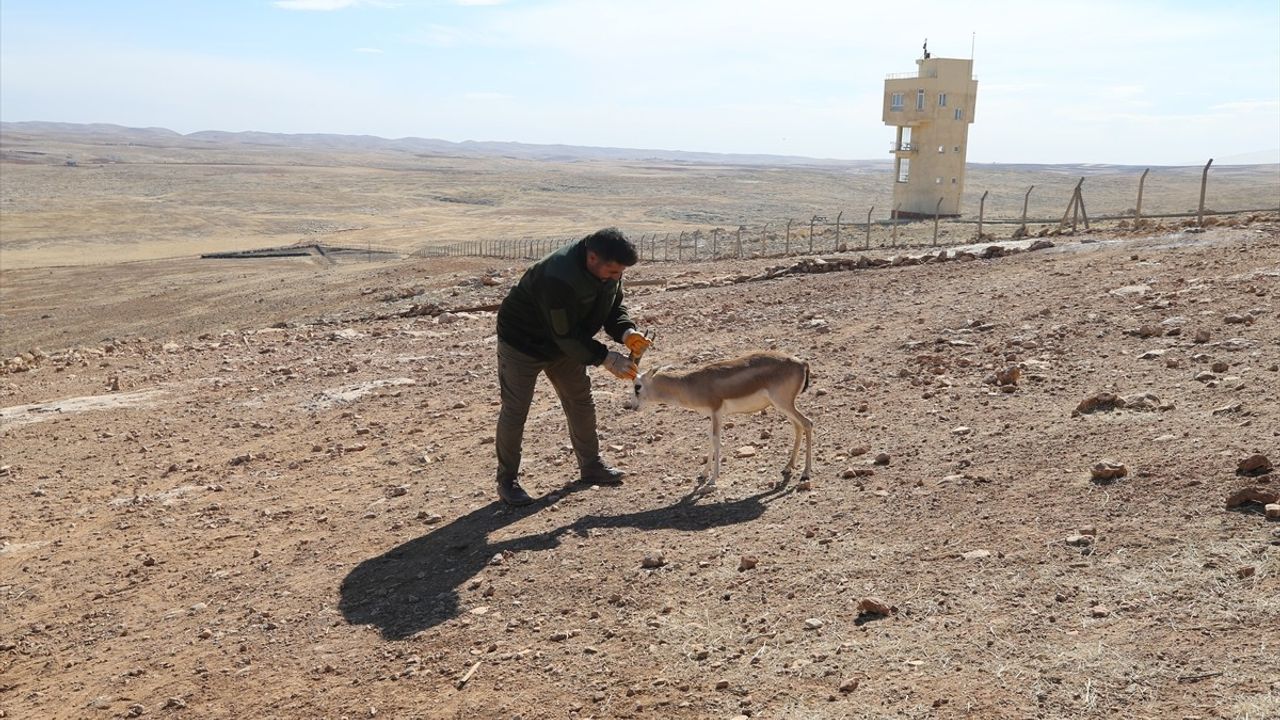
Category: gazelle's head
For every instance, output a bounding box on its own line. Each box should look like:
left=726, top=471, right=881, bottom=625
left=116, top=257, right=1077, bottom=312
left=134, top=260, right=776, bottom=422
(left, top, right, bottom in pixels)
left=624, top=366, right=664, bottom=411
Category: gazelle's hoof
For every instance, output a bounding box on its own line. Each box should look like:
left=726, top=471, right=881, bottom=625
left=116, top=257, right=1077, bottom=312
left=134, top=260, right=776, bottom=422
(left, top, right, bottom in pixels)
left=693, top=481, right=717, bottom=496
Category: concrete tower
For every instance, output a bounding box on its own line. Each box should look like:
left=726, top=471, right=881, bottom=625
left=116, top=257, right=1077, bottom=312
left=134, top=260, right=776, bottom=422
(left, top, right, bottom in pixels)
left=883, top=46, right=977, bottom=218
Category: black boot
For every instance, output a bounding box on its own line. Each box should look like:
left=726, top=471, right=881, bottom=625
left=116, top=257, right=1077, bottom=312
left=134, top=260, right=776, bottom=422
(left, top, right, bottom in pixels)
left=497, top=477, right=534, bottom=506
left=579, top=460, right=624, bottom=486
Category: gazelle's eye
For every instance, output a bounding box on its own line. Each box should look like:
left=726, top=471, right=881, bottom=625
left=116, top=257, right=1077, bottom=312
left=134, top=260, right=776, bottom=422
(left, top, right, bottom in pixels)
left=633, top=384, right=640, bottom=395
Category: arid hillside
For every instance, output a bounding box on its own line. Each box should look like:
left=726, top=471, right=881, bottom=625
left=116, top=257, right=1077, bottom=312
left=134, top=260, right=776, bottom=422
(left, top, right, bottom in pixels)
left=3, top=215, right=1279, bottom=719
left=1, top=126, right=1278, bottom=719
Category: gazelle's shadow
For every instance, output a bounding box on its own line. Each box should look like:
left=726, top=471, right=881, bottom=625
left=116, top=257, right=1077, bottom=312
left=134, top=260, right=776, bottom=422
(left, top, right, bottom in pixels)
left=339, top=482, right=789, bottom=639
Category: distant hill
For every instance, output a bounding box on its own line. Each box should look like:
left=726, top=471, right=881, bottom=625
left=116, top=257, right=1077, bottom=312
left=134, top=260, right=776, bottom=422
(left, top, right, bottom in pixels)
left=0, top=121, right=889, bottom=169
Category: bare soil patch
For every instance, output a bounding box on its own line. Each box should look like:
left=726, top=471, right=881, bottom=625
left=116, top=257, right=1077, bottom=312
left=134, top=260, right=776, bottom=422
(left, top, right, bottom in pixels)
left=3, top=219, right=1278, bottom=719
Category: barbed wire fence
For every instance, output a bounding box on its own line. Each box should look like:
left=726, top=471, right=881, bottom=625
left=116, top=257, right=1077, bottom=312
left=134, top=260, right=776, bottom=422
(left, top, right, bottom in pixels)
left=414, top=159, right=1280, bottom=262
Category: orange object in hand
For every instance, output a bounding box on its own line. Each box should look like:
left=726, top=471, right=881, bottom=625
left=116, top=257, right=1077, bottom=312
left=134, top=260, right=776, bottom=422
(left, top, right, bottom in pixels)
left=623, top=328, right=653, bottom=357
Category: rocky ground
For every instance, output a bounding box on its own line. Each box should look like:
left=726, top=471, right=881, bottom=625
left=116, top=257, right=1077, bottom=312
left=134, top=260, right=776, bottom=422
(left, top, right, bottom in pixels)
left=2, top=217, right=1278, bottom=720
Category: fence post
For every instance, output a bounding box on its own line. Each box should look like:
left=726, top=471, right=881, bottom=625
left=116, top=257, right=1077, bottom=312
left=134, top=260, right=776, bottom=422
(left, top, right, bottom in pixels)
left=865, top=206, right=874, bottom=250
left=1135, top=169, right=1149, bottom=226
left=932, top=197, right=943, bottom=246
left=1198, top=158, right=1213, bottom=226
left=1020, top=185, right=1034, bottom=237
left=711, top=228, right=720, bottom=259
left=835, top=211, right=843, bottom=251
left=977, top=190, right=989, bottom=240
left=1061, top=178, right=1084, bottom=231
left=736, top=225, right=744, bottom=259
left=892, top=204, right=900, bottom=247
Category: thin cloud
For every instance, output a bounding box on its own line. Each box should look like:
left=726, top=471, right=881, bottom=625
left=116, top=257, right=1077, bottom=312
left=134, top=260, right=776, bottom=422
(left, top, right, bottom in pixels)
left=355, top=47, right=384, bottom=54
left=273, top=0, right=391, bottom=10
left=1209, top=99, right=1280, bottom=114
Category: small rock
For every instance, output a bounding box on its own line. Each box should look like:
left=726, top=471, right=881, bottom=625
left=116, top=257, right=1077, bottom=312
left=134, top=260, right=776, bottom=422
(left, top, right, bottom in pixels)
left=1224, top=486, right=1280, bottom=509
left=804, top=618, right=825, bottom=630
left=641, top=553, right=666, bottom=569
left=839, top=677, right=860, bottom=693
left=1091, top=460, right=1128, bottom=481
left=1193, top=328, right=1211, bottom=343
left=856, top=597, right=893, bottom=616
left=951, top=426, right=972, bottom=436
left=1090, top=605, right=1111, bottom=618
left=738, top=556, right=758, bottom=571
left=1065, top=534, right=1094, bottom=547
left=1211, top=361, right=1230, bottom=373
left=1121, top=393, right=1161, bottom=412
left=873, top=453, right=891, bottom=466
left=1236, top=566, right=1256, bottom=579
left=1238, top=453, right=1273, bottom=476
left=1223, top=313, right=1252, bottom=325
left=1265, top=504, right=1280, bottom=520
left=962, top=549, right=991, bottom=560
left=734, top=445, right=757, bottom=458
left=1076, top=392, right=1124, bottom=415
left=994, top=366, right=1021, bottom=386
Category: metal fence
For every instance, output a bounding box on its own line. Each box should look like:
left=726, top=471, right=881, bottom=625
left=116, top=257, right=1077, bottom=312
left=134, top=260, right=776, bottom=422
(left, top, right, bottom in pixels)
left=415, top=159, right=1280, bottom=262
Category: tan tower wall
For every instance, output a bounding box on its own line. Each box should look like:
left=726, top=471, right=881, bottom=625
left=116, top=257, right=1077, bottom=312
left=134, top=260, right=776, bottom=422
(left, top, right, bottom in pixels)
left=883, top=56, right=978, bottom=218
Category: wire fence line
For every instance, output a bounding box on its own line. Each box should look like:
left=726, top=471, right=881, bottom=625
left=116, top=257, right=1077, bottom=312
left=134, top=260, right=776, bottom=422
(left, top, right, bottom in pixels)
left=414, top=159, right=1280, bottom=262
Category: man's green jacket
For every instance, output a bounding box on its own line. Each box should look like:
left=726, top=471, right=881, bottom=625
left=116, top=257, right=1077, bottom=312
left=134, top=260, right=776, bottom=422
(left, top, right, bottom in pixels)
left=496, top=239, right=636, bottom=365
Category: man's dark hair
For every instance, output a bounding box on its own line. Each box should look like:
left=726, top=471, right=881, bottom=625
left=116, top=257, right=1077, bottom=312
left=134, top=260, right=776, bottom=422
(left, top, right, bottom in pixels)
left=582, top=227, right=639, bottom=266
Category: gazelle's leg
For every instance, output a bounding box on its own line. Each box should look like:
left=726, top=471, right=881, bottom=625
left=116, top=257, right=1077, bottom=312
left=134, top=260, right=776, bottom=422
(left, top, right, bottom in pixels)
left=707, top=410, right=722, bottom=489
left=772, top=391, right=814, bottom=481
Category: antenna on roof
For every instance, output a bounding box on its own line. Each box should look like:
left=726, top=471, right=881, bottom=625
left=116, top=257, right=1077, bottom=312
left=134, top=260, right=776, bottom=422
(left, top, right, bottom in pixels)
left=922, top=38, right=930, bottom=59
left=971, top=31, right=976, bottom=61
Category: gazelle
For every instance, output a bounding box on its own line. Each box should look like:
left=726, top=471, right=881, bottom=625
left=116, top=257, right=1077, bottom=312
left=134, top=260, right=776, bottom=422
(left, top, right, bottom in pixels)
left=625, top=351, right=814, bottom=493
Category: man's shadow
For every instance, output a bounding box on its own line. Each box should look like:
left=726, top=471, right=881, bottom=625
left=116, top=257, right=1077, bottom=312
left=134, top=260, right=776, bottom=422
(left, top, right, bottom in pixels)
left=339, top=481, right=790, bottom=640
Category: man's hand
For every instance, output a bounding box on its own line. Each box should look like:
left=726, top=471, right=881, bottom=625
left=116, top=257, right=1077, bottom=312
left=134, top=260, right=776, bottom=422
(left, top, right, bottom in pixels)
left=603, top=351, right=638, bottom=380
left=622, top=328, right=653, bottom=357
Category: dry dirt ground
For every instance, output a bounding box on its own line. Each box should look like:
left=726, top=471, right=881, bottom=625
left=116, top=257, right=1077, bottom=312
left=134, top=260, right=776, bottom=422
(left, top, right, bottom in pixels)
left=3, top=215, right=1279, bottom=719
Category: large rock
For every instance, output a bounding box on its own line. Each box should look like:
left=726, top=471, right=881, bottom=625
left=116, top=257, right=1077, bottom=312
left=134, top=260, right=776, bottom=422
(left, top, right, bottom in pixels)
left=1237, top=454, right=1273, bottom=476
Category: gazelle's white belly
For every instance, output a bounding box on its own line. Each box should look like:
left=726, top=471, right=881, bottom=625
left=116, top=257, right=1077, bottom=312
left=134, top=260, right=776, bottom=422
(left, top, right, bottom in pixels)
left=719, top=389, right=773, bottom=415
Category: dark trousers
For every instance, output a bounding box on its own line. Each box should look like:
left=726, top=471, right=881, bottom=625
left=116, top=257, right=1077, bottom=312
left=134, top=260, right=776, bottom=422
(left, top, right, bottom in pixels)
left=495, top=340, right=600, bottom=483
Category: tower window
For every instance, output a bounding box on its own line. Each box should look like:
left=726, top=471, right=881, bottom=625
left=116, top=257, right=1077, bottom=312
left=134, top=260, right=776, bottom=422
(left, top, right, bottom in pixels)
left=954, top=108, right=964, bottom=120
left=916, top=89, right=925, bottom=111
left=938, top=145, right=945, bottom=153
left=938, top=93, right=948, bottom=107
left=891, top=92, right=904, bottom=110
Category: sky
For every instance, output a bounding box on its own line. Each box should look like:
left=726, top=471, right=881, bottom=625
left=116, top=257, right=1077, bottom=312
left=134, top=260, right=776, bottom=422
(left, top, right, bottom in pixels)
left=2, top=0, right=1278, bottom=165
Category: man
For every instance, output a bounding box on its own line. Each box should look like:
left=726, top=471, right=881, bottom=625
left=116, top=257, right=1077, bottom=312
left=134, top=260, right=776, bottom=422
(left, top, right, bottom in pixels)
left=493, top=227, right=653, bottom=507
